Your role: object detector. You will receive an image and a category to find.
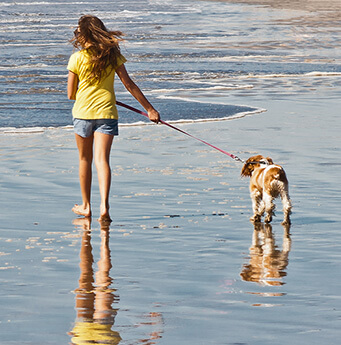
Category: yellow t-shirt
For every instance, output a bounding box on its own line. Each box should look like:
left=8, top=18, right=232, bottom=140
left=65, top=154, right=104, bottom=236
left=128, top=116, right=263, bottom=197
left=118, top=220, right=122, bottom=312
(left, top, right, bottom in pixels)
left=67, top=50, right=126, bottom=120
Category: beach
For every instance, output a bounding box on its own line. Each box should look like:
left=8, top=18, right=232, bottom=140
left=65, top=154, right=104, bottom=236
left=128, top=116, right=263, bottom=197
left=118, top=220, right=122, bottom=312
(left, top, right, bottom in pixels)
left=0, top=0, right=341, bottom=344
left=1, top=93, right=340, bottom=344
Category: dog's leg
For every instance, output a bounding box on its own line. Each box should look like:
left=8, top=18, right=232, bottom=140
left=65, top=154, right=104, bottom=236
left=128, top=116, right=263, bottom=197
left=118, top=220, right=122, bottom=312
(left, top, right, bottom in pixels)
left=263, top=192, right=275, bottom=223
left=281, top=189, right=292, bottom=225
left=282, top=223, right=291, bottom=252
left=263, top=223, right=275, bottom=255
left=250, top=223, right=262, bottom=253
left=250, top=190, right=262, bottom=222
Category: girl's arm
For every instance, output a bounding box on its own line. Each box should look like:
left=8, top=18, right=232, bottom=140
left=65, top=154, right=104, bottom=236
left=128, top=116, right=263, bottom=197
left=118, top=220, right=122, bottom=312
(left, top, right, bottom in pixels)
left=67, top=71, right=79, bottom=100
left=116, top=64, right=160, bottom=123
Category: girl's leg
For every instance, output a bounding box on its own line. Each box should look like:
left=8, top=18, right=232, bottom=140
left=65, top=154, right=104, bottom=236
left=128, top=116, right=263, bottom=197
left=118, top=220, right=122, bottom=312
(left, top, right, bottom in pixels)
left=73, top=133, right=94, bottom=217
left=94, top=132, right=114, bottom=220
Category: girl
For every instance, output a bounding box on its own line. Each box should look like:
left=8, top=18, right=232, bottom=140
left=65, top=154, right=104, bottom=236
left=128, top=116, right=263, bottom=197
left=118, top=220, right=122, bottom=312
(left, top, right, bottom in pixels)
left=67, top=15, right=160, bottom=221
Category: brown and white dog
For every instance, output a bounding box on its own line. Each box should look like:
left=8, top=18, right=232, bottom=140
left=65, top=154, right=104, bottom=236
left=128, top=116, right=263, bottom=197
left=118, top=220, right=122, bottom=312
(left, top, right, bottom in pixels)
left=241, top=155, right=292, bottom=225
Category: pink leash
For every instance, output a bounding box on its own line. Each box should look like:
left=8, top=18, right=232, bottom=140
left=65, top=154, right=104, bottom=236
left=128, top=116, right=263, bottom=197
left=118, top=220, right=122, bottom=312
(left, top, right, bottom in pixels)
left=116, top=101, right=245, bottom=163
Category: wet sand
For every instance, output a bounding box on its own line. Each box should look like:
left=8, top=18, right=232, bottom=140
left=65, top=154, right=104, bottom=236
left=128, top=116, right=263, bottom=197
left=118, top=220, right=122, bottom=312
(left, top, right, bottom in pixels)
left=0, top=91, right=340, bottom=344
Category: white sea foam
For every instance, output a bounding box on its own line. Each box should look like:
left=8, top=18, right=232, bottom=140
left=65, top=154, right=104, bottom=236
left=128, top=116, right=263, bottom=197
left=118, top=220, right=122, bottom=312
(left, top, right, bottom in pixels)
left=211, top=55, right=288, bottom=61
left=0, top=125, right=74, bottom=134
left=0, top=106, right=266, bottom=135
left=241, top=71, right=341, bottom=79
left=0, top=2, right=51, bottom=6
left=0, top=1, right=92, bottom=6
left=155, top=107, right=266, bottom=125
left=1, top=42, right=66, bottom=47
left=149, top=85, right=254, bottom=94
left=304, top=71, right=341, bottom=77
left=0, top=63, right=50, bottom=70
left=0, top=127, right=46, bottom=134
left=121, top=106, right=266, bottom=126
left=0, top=25, right=72, bottom=32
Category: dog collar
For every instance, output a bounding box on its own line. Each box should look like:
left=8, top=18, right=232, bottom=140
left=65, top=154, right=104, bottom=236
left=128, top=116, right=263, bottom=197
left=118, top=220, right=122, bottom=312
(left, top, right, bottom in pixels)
left=248, top=159, right=270, bottom=165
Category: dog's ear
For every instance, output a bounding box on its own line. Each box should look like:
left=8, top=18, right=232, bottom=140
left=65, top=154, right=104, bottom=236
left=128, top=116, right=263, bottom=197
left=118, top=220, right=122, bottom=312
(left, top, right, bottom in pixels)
left=266, top=157, right=274, bottom=165
left=241, top=163, right=253, bottom=177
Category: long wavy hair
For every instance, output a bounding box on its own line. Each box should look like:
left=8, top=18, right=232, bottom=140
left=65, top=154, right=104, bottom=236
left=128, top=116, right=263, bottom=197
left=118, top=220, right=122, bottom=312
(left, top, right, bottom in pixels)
left=71, top=15, right=124, bottom=84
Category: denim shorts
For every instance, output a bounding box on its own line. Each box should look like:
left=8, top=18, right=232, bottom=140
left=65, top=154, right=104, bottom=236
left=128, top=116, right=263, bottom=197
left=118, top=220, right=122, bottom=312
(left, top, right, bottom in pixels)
left=73, top=118, right=119, bottom=138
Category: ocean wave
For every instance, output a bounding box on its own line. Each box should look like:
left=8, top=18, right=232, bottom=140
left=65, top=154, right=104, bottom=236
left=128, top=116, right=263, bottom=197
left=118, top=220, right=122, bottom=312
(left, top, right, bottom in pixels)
left=0, top=106, right=266, bottom=135
left=149, top=85, right=254, bottom=93
left=0, top=2, right=53, bottom=7
left=128, top=70, right=341, bottom=83
left=305, top=71, right=341, bottom=77
left=0, top=42, right=66, bottom=47
left=241, top=71, right=341, bottom=79
left=0, top=63, right=51, bottom=70
left=0, top=1, right=93, bottom=6
left=0, top=74, right=65, bottom=82
left=0, top=125, right=73, bottom=134
left=0, top=26, right=71, bottom=33
left=207, top=55, right=339, bottom=65
left=150, top=107, right=266, bottom=124
left=3, top=88, right=63, bottom=95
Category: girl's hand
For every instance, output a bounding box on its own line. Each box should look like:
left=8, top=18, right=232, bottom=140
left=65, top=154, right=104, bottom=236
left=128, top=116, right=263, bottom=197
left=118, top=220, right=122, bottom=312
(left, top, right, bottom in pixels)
left=148, top=109, right=160, bottom=124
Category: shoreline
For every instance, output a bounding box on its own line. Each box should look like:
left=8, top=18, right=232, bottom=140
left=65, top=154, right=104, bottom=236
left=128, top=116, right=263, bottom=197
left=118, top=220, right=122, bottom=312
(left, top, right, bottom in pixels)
left=2, top=70, right=341, bottom=133
left=0, top=106, right=267, bottom=134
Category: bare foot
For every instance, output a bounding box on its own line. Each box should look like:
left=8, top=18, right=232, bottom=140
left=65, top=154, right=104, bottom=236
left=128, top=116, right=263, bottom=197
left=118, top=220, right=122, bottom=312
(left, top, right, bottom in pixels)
left=99, top=204, right=111, bottom=222
left=72, top=204, right=91, bottom=217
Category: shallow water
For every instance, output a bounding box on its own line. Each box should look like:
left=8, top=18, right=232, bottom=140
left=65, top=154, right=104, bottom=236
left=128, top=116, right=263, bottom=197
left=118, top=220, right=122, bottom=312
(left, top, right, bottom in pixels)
left=1, top=0, right=341, bottom=128
left=0, top=0, right=341, bottom=344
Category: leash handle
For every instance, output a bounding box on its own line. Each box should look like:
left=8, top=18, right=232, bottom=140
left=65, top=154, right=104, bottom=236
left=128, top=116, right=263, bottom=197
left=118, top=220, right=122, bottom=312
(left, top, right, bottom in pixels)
left=116, top=101, right=244, bottom=163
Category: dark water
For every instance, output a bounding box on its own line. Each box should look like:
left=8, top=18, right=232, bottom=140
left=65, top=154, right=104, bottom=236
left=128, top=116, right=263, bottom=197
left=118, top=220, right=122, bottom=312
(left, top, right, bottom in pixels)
left=1, top=0, right=340, bottom=129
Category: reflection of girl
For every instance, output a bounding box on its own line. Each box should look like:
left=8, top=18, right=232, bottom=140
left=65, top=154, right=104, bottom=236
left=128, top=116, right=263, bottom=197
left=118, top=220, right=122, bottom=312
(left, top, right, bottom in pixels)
left=69, top=218, right=121, bottom=345
left=67, top=15, right=160, bottom=221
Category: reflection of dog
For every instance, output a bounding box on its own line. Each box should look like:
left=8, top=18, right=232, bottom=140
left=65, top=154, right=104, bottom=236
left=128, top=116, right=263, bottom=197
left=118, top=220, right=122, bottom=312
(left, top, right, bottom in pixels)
left=241, top=155, right=292, bottom=224
left=240, top=222, right=291, bottom=286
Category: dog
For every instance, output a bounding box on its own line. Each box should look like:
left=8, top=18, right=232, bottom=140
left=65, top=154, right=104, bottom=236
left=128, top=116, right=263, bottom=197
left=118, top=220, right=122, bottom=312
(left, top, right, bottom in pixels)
left=241, top=155, right=292, bottom=224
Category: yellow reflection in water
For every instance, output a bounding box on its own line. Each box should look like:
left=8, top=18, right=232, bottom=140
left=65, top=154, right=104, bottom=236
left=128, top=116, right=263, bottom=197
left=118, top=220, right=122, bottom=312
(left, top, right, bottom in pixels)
left=240, top=222, right=291, bottom=287
left=69, top=218, right=121, bottom=345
